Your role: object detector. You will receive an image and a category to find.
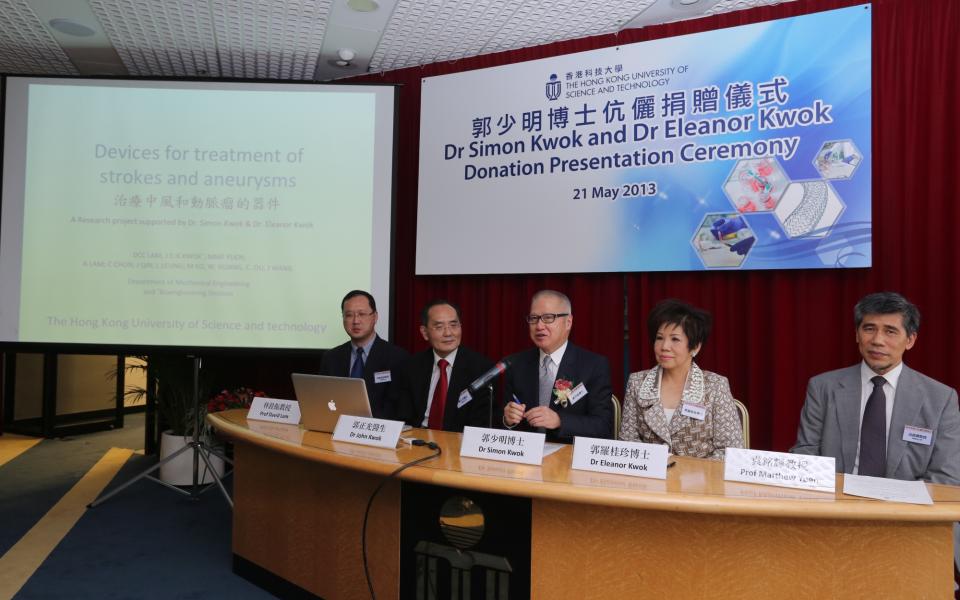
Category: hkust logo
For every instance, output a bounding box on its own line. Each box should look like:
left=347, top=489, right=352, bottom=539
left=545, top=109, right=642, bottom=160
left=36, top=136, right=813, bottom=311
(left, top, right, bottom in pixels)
left=545, top=73, right=561, bottom=100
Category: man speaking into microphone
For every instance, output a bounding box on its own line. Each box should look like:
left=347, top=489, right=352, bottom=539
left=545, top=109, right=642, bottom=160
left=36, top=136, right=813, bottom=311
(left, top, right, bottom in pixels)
left=394, top=300, right=498, bottom=432
left=503, top=290, right=613, bottom=443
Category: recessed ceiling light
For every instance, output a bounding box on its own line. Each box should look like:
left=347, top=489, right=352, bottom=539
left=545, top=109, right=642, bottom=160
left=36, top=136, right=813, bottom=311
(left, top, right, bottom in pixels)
left=48, top=18, right=96, bottom=37
left=347, top=0, right=379, bottom=12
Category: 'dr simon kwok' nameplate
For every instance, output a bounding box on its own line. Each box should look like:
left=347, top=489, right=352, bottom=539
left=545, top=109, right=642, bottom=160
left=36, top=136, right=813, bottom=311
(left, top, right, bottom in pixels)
left=724, top=448, right=835, bottom=492
left=460, top=426, right=546, bottom=465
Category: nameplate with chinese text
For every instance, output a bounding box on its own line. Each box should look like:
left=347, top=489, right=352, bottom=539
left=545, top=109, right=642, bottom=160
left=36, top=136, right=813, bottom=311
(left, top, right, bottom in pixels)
left=460, top=426, right=546, bottom=465
left=246, top=420, right=305, bottom=445
left=724, top=448, right=835, bottom=492
left=332, top=415, right=404, bottom=449
left=247, top=397, right=301, bottom=424
left=572, top=437, right=669, bottom=479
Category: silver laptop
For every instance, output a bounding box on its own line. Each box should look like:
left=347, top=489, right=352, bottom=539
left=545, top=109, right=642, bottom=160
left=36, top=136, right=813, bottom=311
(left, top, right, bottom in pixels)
left=292, top=373, right=372, bottom=433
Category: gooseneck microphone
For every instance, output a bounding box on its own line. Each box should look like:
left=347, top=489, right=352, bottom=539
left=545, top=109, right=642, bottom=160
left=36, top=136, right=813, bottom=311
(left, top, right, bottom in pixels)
left=467, top=358, right=511, bottom=395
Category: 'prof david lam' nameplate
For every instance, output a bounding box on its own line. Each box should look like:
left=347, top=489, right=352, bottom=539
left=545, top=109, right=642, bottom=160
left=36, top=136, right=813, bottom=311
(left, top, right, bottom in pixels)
left=247, top=397, right=300, bottom=424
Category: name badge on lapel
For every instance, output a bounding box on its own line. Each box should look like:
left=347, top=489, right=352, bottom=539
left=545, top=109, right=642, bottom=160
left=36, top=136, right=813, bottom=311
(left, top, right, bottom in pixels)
left=680, top=402, right=706, bottom=421
left=902, top=425, right=933, bottom=446
left=374, top=370, right=392, bottom=383
left=569, top=383, right=587, bottom=405
left=457, top=389, right=472, bottom=408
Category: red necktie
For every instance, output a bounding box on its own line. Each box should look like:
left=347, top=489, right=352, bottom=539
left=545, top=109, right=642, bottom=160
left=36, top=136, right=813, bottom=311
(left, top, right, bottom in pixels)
left=427, top=358, right=449, bottom=430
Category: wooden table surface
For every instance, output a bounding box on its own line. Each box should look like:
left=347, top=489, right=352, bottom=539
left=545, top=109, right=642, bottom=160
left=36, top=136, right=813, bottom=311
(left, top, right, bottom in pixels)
left=209, top=409, right=960, bottom=522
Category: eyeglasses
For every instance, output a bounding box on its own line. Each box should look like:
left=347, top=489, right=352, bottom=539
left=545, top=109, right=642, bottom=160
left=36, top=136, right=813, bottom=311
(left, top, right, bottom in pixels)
left=525, top=313, right=569, bottom=325
left=428, top=321, right=461, bottom=333
left=343, top=311, right=374, bottom=321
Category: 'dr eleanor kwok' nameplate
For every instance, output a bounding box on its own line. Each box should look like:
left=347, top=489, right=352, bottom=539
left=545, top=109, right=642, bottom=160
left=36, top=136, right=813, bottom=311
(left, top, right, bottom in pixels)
left=247, top=397, right=301, bottom=424
left=724, top=447, right=835, bottom=492
left=332, top=415, right=404, bottom=449
left=460, top=426, right=546, bottom=465
left=572, top=437, right=669, bottom=479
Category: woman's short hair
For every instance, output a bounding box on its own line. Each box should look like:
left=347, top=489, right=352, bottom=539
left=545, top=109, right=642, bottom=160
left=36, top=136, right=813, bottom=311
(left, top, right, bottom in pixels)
left=647, top=299, right=712, bottom=350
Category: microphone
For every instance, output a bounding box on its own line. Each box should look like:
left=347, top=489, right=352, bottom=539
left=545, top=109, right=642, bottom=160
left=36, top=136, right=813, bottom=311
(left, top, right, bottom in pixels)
left=467, top=358, right=510, bottom=395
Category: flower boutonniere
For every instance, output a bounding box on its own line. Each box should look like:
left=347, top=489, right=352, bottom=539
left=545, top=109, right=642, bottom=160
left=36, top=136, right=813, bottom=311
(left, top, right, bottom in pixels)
left=553, top=378, right=574, bottom=407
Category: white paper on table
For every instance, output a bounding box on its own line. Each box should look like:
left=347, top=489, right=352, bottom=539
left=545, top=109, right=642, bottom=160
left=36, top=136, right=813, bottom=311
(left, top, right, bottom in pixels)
left=543, top=443, right=566, bottom=457
left=842, top=474, right=933, bottom=505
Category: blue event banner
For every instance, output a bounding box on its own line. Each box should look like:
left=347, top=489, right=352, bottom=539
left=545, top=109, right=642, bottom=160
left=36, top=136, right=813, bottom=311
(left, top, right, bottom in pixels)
left=416, top=5, right=871, bottom=274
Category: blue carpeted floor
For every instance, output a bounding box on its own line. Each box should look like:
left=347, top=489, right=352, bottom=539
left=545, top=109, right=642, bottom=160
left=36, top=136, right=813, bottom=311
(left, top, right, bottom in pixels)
left=1, top=415, right=275, bottom=599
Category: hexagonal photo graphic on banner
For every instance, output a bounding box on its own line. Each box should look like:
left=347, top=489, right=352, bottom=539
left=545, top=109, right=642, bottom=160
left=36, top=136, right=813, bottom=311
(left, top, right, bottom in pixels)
left=813, top=139, right=862, bottom=179
left=691, top=213, right=757, bottom=268
left=722, top=157, right=789, bottom=213
left=774, top=180, right=845, bottom=238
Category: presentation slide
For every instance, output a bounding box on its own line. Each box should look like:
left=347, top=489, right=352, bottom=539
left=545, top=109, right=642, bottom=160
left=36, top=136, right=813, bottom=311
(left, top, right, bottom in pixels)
left=417, top=5, right=871, bottom=274
left=0, top=78, right=395, bottom=350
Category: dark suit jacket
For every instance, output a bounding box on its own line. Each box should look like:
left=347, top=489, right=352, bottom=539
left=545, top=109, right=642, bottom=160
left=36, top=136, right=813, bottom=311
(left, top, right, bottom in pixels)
left=319, top=335, right=409, bottom=420
left=504, top=343, right=614, bottom=443
left=394, top=346, right=495, bottom=432
left=791, top=363, right=960, bottom=485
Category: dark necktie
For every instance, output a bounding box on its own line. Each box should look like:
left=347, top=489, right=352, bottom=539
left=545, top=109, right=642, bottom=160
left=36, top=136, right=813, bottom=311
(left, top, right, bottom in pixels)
left=859, top=375, right=887, bottom=477
left=427, top=358, right=449, bottom=430
left=350, top=347, right=365, bottom=379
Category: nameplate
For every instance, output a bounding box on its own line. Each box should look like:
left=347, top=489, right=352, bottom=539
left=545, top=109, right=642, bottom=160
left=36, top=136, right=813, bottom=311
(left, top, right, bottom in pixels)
left=460, top=426, right=546, bottom=465
left=571, top=437, right=669, bottom=479
left=724, top=448, right=835, bottom=493
left=332, top=415, right=404, bottom=449
left=246, top=420, right=305, bottom=445
left=247, top=397, right=301, bottom=424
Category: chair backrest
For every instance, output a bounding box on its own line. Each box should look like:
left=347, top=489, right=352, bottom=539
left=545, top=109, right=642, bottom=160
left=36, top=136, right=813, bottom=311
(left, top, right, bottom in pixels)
left=733, top=398, right=750, bottom=449
left=611, top=394, right=621, bottom=440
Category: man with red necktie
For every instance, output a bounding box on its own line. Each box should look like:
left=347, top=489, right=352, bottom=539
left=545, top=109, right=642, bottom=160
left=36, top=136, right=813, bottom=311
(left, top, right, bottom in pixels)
left=394, top=300, right=496, bottom=432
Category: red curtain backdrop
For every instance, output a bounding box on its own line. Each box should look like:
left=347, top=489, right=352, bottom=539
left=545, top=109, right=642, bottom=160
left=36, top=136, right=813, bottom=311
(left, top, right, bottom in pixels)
left=348, top=0, right=960, bottom=451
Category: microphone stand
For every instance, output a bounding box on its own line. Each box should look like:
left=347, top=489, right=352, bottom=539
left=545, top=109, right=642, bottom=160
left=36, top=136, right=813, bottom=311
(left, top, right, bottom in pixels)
left=88, top=355, right=234, bottom=509
left=486, top=382, right=495, bottom=429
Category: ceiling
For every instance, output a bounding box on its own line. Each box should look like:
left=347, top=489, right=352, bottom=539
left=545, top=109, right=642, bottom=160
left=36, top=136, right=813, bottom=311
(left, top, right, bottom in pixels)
left=0, top=0, right=795, bottom=82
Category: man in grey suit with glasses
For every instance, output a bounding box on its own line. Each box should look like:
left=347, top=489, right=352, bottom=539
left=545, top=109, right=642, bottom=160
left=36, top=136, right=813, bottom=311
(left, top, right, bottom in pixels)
left=791, top=291, right=960, bottom=574
left=502, top=289, right=613, bottom=443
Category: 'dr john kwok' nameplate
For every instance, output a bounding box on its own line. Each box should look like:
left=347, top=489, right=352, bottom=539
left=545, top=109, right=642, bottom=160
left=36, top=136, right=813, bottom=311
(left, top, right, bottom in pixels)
left=724, top=447, right=835, bottom=492
left=332, top=415, right=404, bottom=449
left=460, top=426, right=546, bottom=465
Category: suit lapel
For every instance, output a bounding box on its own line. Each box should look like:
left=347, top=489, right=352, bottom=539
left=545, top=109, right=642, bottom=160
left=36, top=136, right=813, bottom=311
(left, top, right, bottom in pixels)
left=517, top=349, right=541, bottom=407
left=553, top=344, right=579, bottom=411
left=886, top=365, right=921, bottom=477
left=835, top=366, right=862, bottom=473
left=363, top=336, right=382, bottom=378
left=669, top=363, right=706, bottom=437
left=415, top=351, right=434, bottom=426
left=444, top=352, right=469, bottom=429
left=635, top=367, right=671, bottom=443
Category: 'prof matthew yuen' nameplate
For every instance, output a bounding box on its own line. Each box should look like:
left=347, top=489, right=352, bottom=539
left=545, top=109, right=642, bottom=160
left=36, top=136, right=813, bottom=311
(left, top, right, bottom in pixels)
left=572, top=437, right=669, bottom=479
left=247, top=397, right=301, bottom=424
left=332, top=415, right=403, bottom=449
left=460, top=426, right=546, bottom=465
left=724, top=448, right=835, bottom=492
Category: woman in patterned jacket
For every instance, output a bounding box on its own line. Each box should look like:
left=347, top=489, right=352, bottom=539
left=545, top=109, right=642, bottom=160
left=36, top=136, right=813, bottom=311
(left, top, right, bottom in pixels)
left=619, top=299, right=743, bottom=458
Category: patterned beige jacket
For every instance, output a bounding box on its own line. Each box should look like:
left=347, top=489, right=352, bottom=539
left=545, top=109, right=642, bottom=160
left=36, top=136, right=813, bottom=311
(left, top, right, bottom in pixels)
left=619, top=363, right=743, bottom=459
